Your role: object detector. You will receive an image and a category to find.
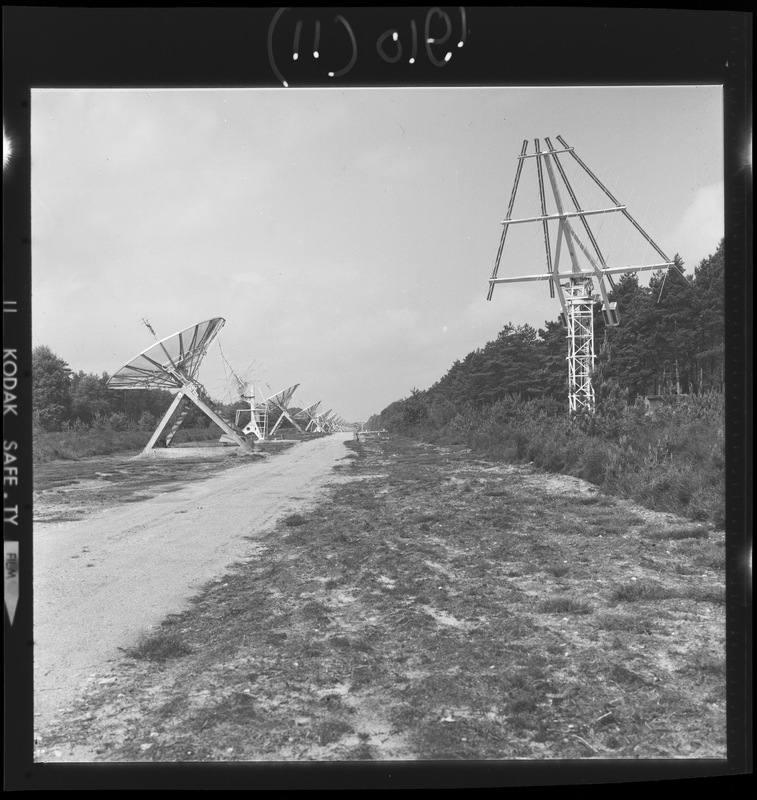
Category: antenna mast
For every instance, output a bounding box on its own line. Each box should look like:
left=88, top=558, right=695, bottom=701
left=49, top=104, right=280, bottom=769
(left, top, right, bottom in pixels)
left=487, top=136, right=675, bottom=414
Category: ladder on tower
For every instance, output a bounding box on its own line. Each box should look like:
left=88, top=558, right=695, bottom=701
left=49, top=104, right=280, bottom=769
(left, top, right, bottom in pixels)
left=487, top=136, right=676, bottom=414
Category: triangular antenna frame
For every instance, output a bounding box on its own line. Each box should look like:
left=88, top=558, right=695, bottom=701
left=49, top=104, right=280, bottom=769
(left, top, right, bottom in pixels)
left=487, top=136, right=675, bottom=414
left=108, top=318, right=253, bottom=454
left=265, top=385, right=304, bottom=437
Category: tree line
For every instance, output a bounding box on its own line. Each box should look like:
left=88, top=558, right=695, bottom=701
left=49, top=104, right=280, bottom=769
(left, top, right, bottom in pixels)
left=32, top=349, right=179, bottom=433
left=31, top=350, right=247, bottom=433
left=368, top=240, right=724, bottom=430
left=32, top=348, right=303, bottom=435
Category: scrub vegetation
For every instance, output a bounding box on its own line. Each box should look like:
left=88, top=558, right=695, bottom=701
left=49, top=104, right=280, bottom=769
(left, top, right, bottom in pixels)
left=367, top=242, right=725, bottom=528
left=35, top=435, right=725, bottom=762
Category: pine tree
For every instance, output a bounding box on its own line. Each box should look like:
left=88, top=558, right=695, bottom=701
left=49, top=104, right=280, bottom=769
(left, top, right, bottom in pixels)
left=693, top=239, right=725, bottom=391
left=32, top=346, right=72, bottom=431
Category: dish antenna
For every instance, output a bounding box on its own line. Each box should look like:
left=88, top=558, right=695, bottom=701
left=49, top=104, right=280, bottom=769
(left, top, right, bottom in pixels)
left=320, top=410, right=338, bottom=433
left=108, top=317, right=253, bottom=454
left=265, top=385, right=304, bottom=437
left=235, top=383, right=305, bottom=439
left=305, top=408, right=332, bottom=434
left=294, top=401, right=322, bottom=432
left=487, top=136, right=675, bottom=414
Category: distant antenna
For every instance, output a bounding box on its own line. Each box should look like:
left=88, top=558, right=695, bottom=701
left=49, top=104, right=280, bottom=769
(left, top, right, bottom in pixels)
left=295, top=401, right=322, bottom=432
left=314, top=409, right=333, bottom=433
left=487, top=136, right=675, bottom=414
left=108, top=317, right=252, bottom=454
left=265, top=385, right=304, bottom=437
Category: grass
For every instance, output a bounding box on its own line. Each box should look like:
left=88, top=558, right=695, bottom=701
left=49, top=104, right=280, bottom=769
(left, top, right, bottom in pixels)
left=648, top=526, right=710, bottom=540
left=381, top=393, right=726, bottom=528
left=36, top=434, right=726, bottom=763
left=33, top=426, right=225, bottom=463
left=536, top=597, right=593, bottom=615
left=610, top=580, right=678, bottom=603
left=595, top=612, right=657, bottom=635
left=610, top=579, right=725, bottom=605
left=283, top=513, right=309, bottom=527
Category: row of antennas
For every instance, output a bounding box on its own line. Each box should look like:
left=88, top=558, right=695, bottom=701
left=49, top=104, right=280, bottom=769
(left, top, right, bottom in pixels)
left=107, top=318, right=348, bottom=456
left=487, top=136, right=676, bottom=413
left=235, top=385, right=348, bottom=440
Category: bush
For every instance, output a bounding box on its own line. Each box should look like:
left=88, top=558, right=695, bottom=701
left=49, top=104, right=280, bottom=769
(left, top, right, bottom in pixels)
left=381, top=390, right=725, bottom=527
left=108, top=412, right=131, bottom=431
left=576, top=441, right=609, bottom=485
left=138, top=410, right=157, bottom=431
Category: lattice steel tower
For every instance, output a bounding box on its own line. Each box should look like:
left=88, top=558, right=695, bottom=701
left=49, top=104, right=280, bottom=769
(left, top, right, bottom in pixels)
left=487, top=136, right=675, bottom=414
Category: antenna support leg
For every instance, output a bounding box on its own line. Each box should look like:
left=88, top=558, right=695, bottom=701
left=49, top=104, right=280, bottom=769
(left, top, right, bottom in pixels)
left=143, top=385, right=253, bottom=454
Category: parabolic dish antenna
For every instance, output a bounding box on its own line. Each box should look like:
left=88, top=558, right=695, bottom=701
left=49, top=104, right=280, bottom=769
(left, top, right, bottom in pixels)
left=107, top=317, right=252, bottom=455
left=294, top=400, right=322, bottom=433
left=265, top=384, right=304, bottom=437
left=235, top=384, right=307, bottom=440
left=108, top=318, right=225, bottom=390
left=295, top=401, right=321, bottom=422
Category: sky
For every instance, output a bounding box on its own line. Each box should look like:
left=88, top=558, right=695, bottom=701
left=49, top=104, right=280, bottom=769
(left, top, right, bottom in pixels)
left=30, top=86, right=723, bottom=422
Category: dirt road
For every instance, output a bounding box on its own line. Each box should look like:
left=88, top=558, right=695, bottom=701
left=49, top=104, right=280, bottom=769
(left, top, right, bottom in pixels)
left=34, top=434, right=353, bottom=729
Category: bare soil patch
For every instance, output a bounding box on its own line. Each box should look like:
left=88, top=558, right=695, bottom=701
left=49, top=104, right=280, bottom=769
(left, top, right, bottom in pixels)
left=32, top=448, right=271, bottom=523
left=34, top=435, right=726, bottom=763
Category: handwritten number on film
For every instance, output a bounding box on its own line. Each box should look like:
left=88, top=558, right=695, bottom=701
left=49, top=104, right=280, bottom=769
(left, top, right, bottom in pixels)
left=268, top=7, right=467, bottom=87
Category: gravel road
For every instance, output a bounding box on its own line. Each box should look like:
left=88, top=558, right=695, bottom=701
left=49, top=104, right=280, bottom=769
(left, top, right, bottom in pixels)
left=34, top=434, right=353, bottom=728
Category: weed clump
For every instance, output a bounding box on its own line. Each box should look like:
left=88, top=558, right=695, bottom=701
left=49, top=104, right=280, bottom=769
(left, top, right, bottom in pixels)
left=537, top=597, right=592, bottom=615
left=125, top=631, right=192, bottom=662
left=283, top=513, right=308, bottom=527
left=649, top=526, right=710, bottom=541
left=610, top=580, right=675, bottom=603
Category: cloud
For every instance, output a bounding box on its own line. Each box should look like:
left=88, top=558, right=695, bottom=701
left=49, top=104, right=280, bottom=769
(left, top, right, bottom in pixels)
left=668, top=182, right=724, bottom=269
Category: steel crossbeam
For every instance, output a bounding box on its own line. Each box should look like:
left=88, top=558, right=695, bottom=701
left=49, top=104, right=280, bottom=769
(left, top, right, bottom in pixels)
left=487, top=138, right=675, bottom=414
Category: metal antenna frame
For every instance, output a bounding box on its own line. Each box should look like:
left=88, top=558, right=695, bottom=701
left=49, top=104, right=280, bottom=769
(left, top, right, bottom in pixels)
left=295, top=401, right=322, bottom=432
left=313, top=409, right=333, bottom=433
left=487, top=137, right=675, bottom=414
left=322, top=412, right=345, bottom=433
left=108, top=318, right=253, bottom=454
left=236, top=382, right=267, bottom=441
left=266, top=385, right=304, bottom=437
left=236, top=384, right=305, bottom=439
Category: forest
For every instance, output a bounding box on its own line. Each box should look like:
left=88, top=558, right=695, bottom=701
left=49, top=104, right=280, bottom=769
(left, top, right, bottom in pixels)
left=367, top=241, right=726, bottom=526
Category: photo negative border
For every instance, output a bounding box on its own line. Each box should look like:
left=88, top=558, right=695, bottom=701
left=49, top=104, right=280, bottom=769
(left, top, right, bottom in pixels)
left=3, top=7, right=751, bottom=790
